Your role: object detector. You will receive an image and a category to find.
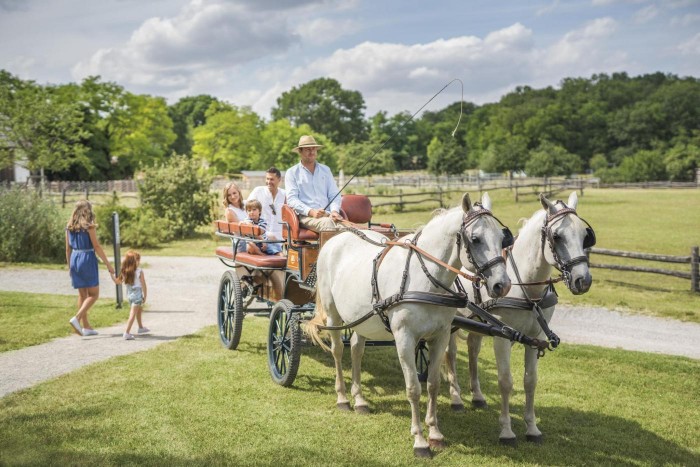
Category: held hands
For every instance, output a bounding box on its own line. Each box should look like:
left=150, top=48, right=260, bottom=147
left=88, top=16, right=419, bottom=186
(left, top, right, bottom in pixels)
left=308, top=208, right=327, bottom=218
left=329, top=211, right=343, bottom=221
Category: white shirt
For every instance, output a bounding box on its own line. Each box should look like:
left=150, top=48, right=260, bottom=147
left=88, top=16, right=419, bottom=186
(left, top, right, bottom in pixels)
left=226, top=204, right=246, bottom=222
left=247, top=186, right=285, bottom=238
left=127, top=268, right=142, bottom=291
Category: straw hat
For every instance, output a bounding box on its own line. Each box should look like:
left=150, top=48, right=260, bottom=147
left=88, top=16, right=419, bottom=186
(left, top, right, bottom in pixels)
left=293, top=135, right=323, bottom=152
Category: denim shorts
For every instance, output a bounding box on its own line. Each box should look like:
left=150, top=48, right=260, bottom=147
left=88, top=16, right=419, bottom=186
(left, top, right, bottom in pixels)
left=127, top=288, right=144, bottom=306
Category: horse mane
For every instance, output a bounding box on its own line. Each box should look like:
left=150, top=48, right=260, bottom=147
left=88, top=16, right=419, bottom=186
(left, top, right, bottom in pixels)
left=518, top=208, right=547, bottom=238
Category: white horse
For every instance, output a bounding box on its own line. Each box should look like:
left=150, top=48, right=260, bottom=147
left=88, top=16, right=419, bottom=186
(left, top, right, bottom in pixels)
left=305, top=193, right=512, bottom=457
left=445, top=192, right=595, bottom=445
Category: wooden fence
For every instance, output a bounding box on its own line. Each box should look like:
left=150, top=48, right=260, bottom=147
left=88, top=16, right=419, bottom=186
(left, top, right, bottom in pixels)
left=589, top=246, right=700, bottom=293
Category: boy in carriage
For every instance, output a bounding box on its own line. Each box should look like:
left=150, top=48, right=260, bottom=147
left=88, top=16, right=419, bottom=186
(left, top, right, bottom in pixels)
left=241, top=199, right=283, bottom=256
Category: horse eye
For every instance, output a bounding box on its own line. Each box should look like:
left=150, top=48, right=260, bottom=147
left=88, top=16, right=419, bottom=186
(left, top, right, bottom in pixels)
left=470, top=235, right=481, bottom=244
left=552, top=233, right=561, bottom=241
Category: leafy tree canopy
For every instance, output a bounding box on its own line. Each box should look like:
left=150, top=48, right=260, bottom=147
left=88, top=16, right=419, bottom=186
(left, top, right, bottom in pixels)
left=271, top=77, right=368, bottom=145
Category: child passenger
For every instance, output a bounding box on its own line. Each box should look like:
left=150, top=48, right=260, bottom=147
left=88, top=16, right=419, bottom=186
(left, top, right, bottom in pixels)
left=115, top=250, right=149, bottom=340
left=241, top=199, right=283, bottom=256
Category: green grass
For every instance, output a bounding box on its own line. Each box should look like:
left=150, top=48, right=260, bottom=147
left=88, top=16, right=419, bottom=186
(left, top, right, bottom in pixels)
left=0, top=291, right=126, bottom=352
left=1, top=319, right=698, bottom=465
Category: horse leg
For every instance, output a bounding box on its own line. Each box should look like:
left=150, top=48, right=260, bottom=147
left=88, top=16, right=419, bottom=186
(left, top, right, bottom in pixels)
left=523, top=346, right=543, bottom=443
left=494, top=337, right=517, bottom=445
left=350, top=332, right=370, bottom=414
left=329, top=329, right=350, bottom=411
left=445, top=333, right=465, bottom=412
left=467, top=332, right=487, bottom=408
left=394, top=332, right=432, bottom=458
left=425, top=330, right=451, bottom=450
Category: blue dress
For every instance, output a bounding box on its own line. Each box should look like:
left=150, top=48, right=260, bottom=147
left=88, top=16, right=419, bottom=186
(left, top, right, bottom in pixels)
left=68, top=229, right=99, bottom=289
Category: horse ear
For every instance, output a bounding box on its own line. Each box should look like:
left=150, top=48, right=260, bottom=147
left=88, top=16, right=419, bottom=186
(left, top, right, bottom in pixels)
left=462, top=193, right=472, bottom=213
left=481, top=192, right=492, bottom=210
left=539, top=193, right=556, bottom=214
left=567, top=192, right=579, bottom=210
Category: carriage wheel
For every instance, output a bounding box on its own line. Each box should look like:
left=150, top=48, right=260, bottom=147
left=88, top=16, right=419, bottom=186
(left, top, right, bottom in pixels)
left=415, top=340, right=429, bottom=383
left=267, top=299, right=301, bottom=387
left=217, top=270, right=246, bottom=350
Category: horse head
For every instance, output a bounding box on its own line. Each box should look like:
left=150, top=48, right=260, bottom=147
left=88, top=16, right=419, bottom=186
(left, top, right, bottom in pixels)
left=539, top=192, right=594, bottom=295
left=459, top=193, right=512, bottom=298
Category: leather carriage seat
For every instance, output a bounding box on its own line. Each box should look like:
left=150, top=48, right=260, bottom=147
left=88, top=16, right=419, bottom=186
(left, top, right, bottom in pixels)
left=213, top=220, right=287, bottom=268
left=281, top=204, right=320, bottom=242
left=340, top=194, right=372, bottom=224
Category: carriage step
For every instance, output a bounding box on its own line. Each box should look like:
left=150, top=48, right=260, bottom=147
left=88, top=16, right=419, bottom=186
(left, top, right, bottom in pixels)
left=302, top=264, right=317, bottom=288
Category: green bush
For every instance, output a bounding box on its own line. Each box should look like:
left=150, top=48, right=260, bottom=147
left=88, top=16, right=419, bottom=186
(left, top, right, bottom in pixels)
left=95, top=193, right=132, bottom=245
left=138, top=156, right=213, bottom=239
left=0, top=188, right=65, bottom=262
left=120, top=207, right=173, bottom=248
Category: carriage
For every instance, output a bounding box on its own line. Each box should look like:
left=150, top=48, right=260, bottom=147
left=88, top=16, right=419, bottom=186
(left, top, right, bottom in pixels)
left=214, top=193, right=551, bottom=388
left=214, top=194, right=420, bottom=386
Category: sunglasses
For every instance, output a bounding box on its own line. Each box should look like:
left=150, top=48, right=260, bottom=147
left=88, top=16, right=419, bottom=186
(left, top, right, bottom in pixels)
left=269, top=203, right=276, bottom=216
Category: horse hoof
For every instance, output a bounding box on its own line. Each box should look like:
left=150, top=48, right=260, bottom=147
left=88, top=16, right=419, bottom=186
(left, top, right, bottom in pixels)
left=526, top=434, right=543, bottom=444
left=429, top=438, right=446, bottom=450
left=336, top=402, right=351, bottom=411
left=471, top=400, right=488, bottom=409
left=499, top=437, right=517, bottom=447
left=354, top=405, right=370, bottom=415
left=451, top=403, right=465, bottom=412
left=414, top=447, right=433, bottom=458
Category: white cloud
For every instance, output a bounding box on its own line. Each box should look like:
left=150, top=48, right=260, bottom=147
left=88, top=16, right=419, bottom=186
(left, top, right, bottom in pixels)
left=670, top=13, right=700, bottom=27
left=73, top=0, right=301, bottom=86
left=541, top=17, right=618, bottom=68
left=293, top=17, right=360, bottom=44
left=536, top=0, right=560, bottom=16
left=678, top=33, right=700, bottom=55
left=633, top=5, right=659, bottom=24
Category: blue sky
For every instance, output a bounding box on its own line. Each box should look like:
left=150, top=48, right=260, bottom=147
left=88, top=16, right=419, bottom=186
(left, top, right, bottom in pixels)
left=1, top=0, right=699, bottom=118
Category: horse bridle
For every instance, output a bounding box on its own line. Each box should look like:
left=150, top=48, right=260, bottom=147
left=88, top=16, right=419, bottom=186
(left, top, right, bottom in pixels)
left=541, top=204, right=596, bottom=290
left=458, top=204, right=514, bottom=282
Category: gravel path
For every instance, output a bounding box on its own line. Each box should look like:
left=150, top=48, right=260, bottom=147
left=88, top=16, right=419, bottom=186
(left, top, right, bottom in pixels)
left=1, top=256, right=698, bottom=398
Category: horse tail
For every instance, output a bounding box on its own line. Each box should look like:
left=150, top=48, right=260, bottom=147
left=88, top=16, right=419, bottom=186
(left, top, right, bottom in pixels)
left=302, top=293, right=331, bottom=352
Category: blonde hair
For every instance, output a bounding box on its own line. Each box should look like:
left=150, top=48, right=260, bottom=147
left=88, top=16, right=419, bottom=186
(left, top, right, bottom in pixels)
left=222, top=182, right=244, bottom=209
left=119, top=250, right=141, bottom=286
left=66, top=200, right=96, bottom=232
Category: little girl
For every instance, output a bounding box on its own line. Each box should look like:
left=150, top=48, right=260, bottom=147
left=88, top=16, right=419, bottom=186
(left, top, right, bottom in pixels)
left=116, top=250, right=149, bottom=340
left=66, top=200, right=115, bottom=337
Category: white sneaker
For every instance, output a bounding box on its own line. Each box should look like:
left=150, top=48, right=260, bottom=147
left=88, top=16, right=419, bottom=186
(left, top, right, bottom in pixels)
left=123, top=333, right=135, bottom=340
left=69, top=317, right=83, bottom=336
left=137, top=327, right=150, bottom=334
left=83, top=329, right=98, bottom=336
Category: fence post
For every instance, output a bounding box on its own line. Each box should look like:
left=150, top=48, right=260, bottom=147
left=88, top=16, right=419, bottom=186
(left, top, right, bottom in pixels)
left=691, top=246, right=699, bottom=293
left=438, top=186, right=444, bottom=208
left=514, top=183, right=519, bottom=203
left=112, top=212, right=123, bottom=308
left=62, top=188, right=67, bottom=208
left=84, top=187, right=89, bottom=200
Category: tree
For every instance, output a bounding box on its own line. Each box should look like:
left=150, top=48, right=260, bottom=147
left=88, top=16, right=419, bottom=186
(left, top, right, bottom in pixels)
left=138, top=156, right=212, bottom=238
left=192, top=102, right=264, bottom=173
left=479, top=135, right=528, bottom=174
left=271, top=78, right=368, bottom=144
left=337, top=141, right=394, bottom=177
left=109, top=93, right=176, bottom=173
left=617, top=149, right=667, bottom=182
left=259, top=119, right=323, bottom=170
left=525, top=141, right=582, bottom=178
left=0, top=70, right=88, bottom=174
left=664, top=143, right=700, bottom=181
left=168, top=95, right=218, bottom=156
left=427, top=137, right=467, bottom=175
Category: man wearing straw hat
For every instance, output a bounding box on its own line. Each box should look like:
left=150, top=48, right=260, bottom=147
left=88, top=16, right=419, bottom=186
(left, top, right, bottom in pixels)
left=285, top=135, right=343, bottom=232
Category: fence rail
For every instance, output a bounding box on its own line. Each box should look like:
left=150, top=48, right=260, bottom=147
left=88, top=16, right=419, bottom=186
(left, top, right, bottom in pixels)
left=589, top=246, right=700, bottom=292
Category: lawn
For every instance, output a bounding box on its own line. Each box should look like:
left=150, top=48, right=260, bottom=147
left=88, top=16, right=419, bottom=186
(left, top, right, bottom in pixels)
left=0, top=291, right=125, bottom=352
left=1, top=319, right=698, bottom=465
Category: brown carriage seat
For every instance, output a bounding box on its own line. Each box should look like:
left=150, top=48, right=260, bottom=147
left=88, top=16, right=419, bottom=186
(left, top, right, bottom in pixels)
left=340, top=194, right=372, bottom=224
left=214, top=220, right=287, bottom=268
left=281, top=204, right=320, bottom=241
left=340, top=194, right=396, bottom=235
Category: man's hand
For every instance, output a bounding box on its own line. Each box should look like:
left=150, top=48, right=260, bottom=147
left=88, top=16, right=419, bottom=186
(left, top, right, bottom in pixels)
left=330, top=211, right=343, bottom=221
left=308, top=208, right=328, bottom=218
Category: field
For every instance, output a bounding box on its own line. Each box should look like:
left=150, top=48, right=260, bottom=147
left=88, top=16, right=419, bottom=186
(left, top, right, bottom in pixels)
left=1, top=320, right=698, bottom=466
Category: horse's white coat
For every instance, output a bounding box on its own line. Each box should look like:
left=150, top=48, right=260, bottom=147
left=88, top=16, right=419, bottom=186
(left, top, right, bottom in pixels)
left=307, top=193, right=511, bottom=455
left=445, top=192, right=593, bottom=443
